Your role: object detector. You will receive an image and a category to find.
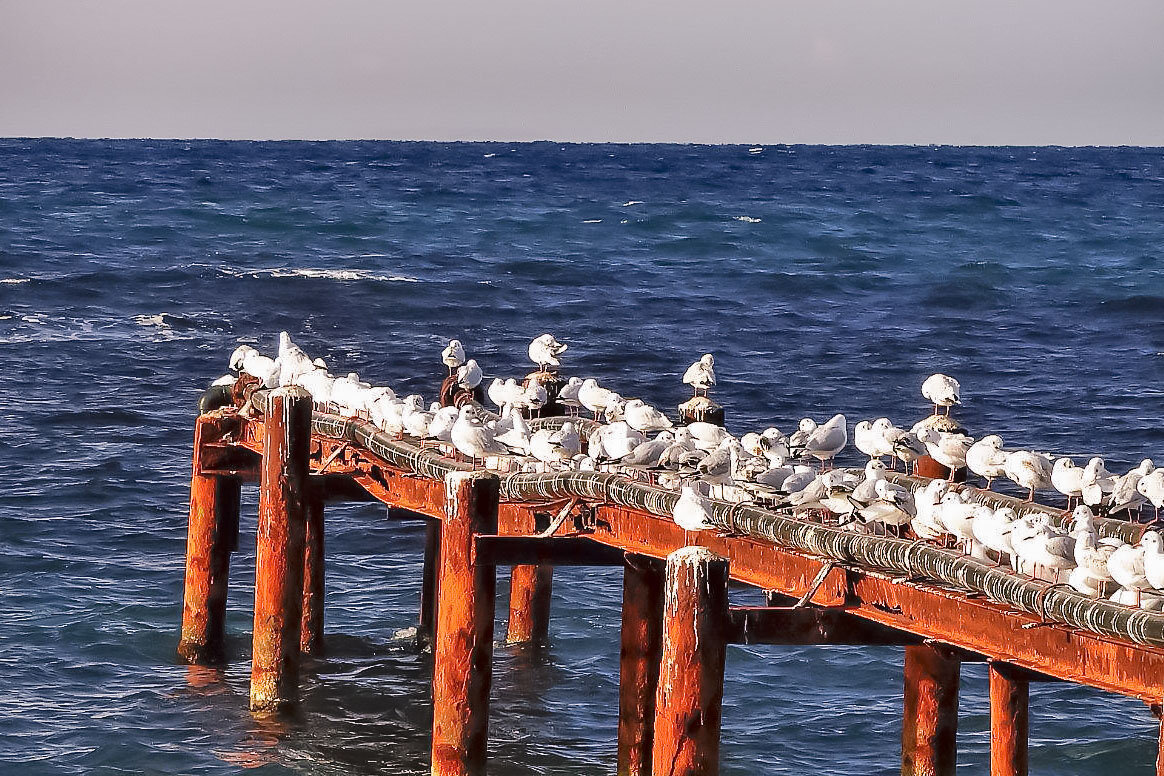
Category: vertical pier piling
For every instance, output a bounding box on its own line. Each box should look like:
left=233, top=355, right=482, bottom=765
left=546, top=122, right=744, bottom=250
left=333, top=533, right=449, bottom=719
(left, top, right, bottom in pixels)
left=989, top=663, right=1028, bottom=776
left=902, top=643, right=961, bottom=776
left=431, top=471, right=500, bottom=776
left=651, top=546, right=729, bottom=776
left=178, top=415, right=241, bottom=664
left=506, top=564, right=553, bottom=645
left=418, top=519, right=441, bottom=648
left=617, top=553, right=665, bottom=776
left=249, top=386, right=312, bottom=712
left=300, top=494, right=325, bottom=656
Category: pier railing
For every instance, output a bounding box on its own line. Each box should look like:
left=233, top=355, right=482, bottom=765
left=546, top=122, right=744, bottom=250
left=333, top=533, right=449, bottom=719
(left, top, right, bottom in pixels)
left=179, top=385, right=1164, bottom=776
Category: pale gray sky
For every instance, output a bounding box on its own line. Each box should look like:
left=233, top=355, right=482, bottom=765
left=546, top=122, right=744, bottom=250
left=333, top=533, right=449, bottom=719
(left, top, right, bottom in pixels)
left=3, top=0, right=1163, bottom=144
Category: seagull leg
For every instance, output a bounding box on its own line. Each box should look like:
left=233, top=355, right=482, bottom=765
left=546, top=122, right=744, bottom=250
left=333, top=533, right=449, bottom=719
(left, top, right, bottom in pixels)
left=1027, top=487, right=1036, bottom=503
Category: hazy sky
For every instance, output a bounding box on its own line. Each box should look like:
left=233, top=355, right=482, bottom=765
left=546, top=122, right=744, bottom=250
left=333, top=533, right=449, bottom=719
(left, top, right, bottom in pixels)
left=4, top=0, right=1163, bottom=144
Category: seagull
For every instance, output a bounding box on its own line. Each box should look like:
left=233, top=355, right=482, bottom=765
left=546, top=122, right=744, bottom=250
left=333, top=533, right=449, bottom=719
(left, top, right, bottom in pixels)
left=1080, top=457, right=1116, bottom=510
left=1142, top=531, right=1164, bottom=590
left=557, top=377, right=584, bottom=410
left=972, top=506, right=1018, bottom=567
left=529, top=334, right=568, bottom=371
left=487, top=377, right=523, bottom=411
left=277, top=331, right=315, bottom=386
left=1073, top=529, right=1118, bottom=597
left=1137, top=469, right=1164, bottom=520
left=1003, top=450, right=1053, bottom=501
left=1109, top=539, right=1152, bottom=606
left=450, top=405, right=506, bottom=464
left=456, top=359, right=483, bottom=391
left=494, top=405, right=532, bottom=455
left=889, top=429, right=927, bottom=474
left=673, top=483, right=715, bottom=536
left=921, top=373, right=961, bottom=415
left=657, top=427, right=698, bottom=469
left=911, top=479, right=950, bottom=541
left=682, top=354, right=716, bottom=397
left=686, top=422, right=731, bottom=452
left=295, top=361, right=336, bottom=407
left=1051, top=457, right=1085, bottom=508
left=803, top=414, right=847, bottom=469
left=530, top=428, right=572, bottom=468
left=426, top=405, right=461, bottom=444
left=858, top=477, right=916, bottom=536
left=442, top=339, right=467, bottom=375
left=934, top=492, right=977, bottom=553
left=1011, top=514, right=1075, bottom=581
left=919, top=428, right=974, bottom=478
left=1109, top=459, right=1154, bottom=517
left=966, top=435, right=1010, bottom=489
left=577, top=378, right=621, bottom=420
left=230, top=344, right=280, bottom=388
left=622, top=431, right=676, bottom=467
left=623, top=399, right=673, bottom=433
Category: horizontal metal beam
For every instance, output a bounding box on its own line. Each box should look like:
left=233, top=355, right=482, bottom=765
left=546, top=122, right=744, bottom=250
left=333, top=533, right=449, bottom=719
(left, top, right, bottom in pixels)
left=727, top=606, right=921, bottom=646
left=475, top=535, right=627, bottom=567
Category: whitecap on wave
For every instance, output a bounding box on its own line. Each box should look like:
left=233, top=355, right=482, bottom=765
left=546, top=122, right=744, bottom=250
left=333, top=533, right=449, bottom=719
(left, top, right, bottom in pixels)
left=0, top=278, right=30, bottom=284
left=733, top=216, right=762, bottom=223
left=218, top=267, right=420, bottom=283
left=582, top=219, right=602, bottom=224
left=622, top=200, right=643, bottom=207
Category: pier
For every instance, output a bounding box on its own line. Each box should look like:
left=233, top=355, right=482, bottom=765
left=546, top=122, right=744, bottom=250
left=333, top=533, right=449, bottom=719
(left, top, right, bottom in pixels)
left=180, top=381, right=1164, bottom=776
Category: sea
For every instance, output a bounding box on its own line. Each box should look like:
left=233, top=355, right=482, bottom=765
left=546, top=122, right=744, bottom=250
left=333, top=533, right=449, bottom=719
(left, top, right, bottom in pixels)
left=1, top=139, right=1163, bottom=775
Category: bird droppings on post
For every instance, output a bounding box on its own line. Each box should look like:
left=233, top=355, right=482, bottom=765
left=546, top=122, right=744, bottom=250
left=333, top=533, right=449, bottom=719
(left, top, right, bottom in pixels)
left=178, top=332, right=1164, bottom=775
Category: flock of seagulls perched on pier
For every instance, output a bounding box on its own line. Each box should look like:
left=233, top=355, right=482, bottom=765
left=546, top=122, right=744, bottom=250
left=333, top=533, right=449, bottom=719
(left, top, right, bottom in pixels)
left=224, top=333, right=1164, bottom=611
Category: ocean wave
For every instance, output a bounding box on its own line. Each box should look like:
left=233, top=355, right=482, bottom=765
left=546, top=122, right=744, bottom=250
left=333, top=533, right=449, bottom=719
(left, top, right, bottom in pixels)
left=622, top=200, right=643, bottom=207
left=582, top=219, right=602, bottom=224
left=218, top=267, right=420, bottom=283
left=0, top=278, right=31, bottom=284
left=733, top=216, right=762, bottom=223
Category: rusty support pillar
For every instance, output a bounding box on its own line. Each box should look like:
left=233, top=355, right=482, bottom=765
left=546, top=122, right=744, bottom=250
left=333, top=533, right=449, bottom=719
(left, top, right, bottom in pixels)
left=617, top=553, right=664, bottom=776
left=418, top=519, right=441, bottom=648
left=300, top=495, right=325, bottom=656
left=178, top=415, right=241, bottom=664
left=989, top=663, right=1028, bottom=776
left=902, top=643, right=961, bottom=776
left=651, top=547, right=729, bottom=776
left=249, top=386, right=312, bottom=712
left=506, top=564, right=553, bottom=645
left=431, top=471, right=499, bottom=776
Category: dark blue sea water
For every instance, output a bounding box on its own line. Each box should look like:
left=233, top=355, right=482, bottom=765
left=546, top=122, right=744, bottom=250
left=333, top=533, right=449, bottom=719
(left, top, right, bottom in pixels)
left=2, top=139, right=1164, bottom=775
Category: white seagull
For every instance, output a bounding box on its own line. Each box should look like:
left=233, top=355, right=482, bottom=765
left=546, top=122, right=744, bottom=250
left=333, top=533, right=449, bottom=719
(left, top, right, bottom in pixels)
left=921, top=373, right=961, bottom=415
left=442, top=339, right=466, bottom=374
left=682, top=354, right=716, bottom=397
left=529, top=334, right=568, bottom=370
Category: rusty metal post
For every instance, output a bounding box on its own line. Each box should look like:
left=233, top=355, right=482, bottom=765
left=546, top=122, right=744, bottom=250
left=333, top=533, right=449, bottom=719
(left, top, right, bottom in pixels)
left=506, top=564, right=553, bottom=644
left=431, top=471, right=499, bottom=776
left=178, top=414, right=241, bottom=664
left=651, top=546, right=729, bottom=776
left=618, top=553, right=664, bottom=776
left=902, top=643, right=961, bottom=776
left=249, top=386, right=312, bottom=712
left=989, top=663, right=1028, bottom=776
left=418, top=519, right=441, bottom=648
left=300, top=494, right=325, bottom=656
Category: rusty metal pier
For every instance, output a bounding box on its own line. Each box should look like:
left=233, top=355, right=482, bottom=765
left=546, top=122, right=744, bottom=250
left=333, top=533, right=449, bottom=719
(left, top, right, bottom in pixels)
left=179, top=386, right=1164, bottom=776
